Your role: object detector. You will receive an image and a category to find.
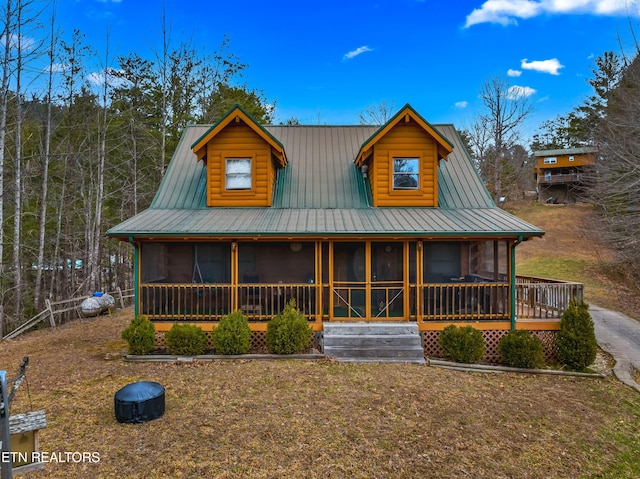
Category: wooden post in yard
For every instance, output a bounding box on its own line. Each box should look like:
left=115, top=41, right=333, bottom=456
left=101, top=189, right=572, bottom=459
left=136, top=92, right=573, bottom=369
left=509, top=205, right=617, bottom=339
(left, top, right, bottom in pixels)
left=44, top=299, right=55, bottom=328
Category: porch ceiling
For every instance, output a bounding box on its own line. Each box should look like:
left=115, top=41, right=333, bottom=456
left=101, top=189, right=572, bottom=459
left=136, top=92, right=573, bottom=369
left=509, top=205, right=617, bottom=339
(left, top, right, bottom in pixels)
left=107, top=206, right=544, bottom=239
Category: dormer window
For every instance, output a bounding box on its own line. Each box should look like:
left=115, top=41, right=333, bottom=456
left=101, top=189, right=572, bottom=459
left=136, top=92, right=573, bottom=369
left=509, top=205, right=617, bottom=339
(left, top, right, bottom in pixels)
left=393, top=157, right=420, bottom=190
left=226, top=158, right=252, bottom=190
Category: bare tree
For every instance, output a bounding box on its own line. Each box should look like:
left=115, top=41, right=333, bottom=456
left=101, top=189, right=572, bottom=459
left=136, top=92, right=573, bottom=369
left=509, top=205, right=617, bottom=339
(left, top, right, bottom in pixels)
left=33, top=7, right=57, bottom=309
left=591, top=55, right=640, bottom=281
left=0, top=0, right=13, bottom=285
left=359, top=100, right=396, bottom=126
left=474, top=76, right=533, bottom=202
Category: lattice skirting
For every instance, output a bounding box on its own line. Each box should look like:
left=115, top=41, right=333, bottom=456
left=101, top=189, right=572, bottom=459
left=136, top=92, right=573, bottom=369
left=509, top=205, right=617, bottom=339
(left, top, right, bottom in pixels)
left=154, top=330, right=319, bottom=354
left=422, top=330, right=559, bottom=363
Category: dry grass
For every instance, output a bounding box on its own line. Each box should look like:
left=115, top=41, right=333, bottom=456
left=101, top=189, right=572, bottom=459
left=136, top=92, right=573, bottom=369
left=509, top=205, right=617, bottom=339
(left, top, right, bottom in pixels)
left=511, top=201, right=640, bottom=317
left=3, top=201, right=640, bottom=478
left=2, top=310, right=640, bottom=478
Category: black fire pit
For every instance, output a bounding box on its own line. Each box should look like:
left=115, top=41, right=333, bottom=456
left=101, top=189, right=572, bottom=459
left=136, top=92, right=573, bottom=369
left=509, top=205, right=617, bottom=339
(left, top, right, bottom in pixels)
left=114, top=381, right=165, bottom=424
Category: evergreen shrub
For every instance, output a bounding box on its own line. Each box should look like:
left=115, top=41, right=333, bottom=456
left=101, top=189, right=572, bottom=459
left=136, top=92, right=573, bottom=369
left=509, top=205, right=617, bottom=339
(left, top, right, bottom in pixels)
left=165, top=323, right=208, bottom=356
left=498, top=330, right=545, bottom=369
left=438, top=325, right=485, bottom=363
left=556, top=299, right=598, bottom=371
left=266, top=299, right=313, bottom=354
left=211, top=310, right=252, bottom=355
left=121, top=315, right=155, bottom=355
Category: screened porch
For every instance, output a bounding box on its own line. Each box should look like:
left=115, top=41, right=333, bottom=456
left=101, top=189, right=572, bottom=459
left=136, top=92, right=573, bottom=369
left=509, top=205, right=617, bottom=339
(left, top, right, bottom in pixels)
left=137, top=239, right=582, bottom=326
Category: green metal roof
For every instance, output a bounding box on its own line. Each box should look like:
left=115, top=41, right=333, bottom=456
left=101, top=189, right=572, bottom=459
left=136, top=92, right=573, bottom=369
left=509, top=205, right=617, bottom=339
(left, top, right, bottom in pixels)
left=108, top=122, right=543, bottom=239
left=533, top=146, right=598, bottom=157
left=107, top=207, right=542, bottom=238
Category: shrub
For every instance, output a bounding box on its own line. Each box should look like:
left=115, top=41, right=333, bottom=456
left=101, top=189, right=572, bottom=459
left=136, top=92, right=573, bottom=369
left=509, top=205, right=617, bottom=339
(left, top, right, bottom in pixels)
left=498, top=330, right=545, bottom=369
left=211, top=310, right=252, bottom=355
left=121, top=315, right=156, bottom=355
left=556, top=299, right=598, bottom=371
left=165, top=323, right=208, bottom=356
left=438, top=325, right=485, bottom=363
left=266, top=299, right=313, bottom=354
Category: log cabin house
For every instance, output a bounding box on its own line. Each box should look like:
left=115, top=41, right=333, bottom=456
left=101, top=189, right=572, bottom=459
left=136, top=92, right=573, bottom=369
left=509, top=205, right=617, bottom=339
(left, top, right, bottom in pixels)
left=107, top=104, right=583, bottom=361
left=534, top=146, right=598, bottom=204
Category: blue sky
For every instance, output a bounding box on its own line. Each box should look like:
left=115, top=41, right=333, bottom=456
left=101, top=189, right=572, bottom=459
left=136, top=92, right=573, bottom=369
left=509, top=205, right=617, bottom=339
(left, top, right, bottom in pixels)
left=51, top=0, right=640, bottom=140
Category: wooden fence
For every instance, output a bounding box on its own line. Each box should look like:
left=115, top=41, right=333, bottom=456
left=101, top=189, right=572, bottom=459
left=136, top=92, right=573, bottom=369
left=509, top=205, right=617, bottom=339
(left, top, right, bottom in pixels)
left=1, top=287, right=134, bottom=341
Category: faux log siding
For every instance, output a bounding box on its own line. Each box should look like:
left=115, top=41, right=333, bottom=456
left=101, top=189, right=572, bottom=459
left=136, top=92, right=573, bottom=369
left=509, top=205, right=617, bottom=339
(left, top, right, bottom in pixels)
left=537, top=152, right=595, bottom=169
left=206, top=123, right=275, bottom=207
left=371, top=121, right=439, bottom=207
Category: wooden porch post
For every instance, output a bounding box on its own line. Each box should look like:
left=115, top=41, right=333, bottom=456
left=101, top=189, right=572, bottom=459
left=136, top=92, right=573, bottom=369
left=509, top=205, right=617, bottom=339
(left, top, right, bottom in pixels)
left=129, top=237, right=139, bottom=318
left=403, top=241, right=410, bottom=319
left=328, top=241, right=334, bottom=320
left=231, top=241, right=238, bottom=312
left=510, top=236, right=523, bottom=330
left=315, top=241, right=323, bottom=324
left=416, top=241, right=423, bottom=322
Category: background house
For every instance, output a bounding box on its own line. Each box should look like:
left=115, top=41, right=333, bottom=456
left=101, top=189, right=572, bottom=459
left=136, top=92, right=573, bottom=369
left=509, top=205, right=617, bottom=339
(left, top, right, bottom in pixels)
left=534, top=146, right=598, bottom=203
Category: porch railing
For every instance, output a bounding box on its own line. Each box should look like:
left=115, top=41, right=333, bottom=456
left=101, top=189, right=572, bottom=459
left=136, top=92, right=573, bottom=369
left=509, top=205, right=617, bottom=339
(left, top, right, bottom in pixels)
left=515, top=276, right=583, bottom=319
left=238, top=283, right=318, bottom=321
left=419, top=282, right=509, bottom=321
left=140, top=283, right=319, bottom=321
left=141, top=276, right=583, bottom=323
left=141, top=283, right=233, bottom=321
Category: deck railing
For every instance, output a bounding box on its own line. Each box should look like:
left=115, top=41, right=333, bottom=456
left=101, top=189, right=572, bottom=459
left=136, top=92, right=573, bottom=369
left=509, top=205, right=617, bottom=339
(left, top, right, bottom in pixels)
left=515, top=276, right=583, bottom=319
left=538, top=173, right=584, bottom=184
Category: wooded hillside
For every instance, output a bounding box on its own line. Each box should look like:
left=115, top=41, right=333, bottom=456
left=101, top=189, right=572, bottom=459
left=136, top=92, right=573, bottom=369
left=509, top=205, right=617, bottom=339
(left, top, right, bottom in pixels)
left=0, top=2, right=273, bottom=333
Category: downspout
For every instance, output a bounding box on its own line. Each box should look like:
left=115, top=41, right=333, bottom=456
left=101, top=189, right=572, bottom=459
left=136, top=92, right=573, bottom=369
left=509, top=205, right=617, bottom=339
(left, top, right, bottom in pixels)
left=129, top=236, right=139, bottom=317
left=510, top=235, right=523, bottom=330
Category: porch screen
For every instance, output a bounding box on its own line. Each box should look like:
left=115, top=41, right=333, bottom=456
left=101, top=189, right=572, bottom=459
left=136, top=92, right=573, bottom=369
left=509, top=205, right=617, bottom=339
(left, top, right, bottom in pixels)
left=423, top=242, right=461, bottom=282
left=141, top=242, right=230, bottom=283
left=238, top=242, right=315, bottom=284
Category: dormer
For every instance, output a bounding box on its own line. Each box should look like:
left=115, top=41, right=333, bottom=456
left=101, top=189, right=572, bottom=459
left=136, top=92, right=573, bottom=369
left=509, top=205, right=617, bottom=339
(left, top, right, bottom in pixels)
left=191, top=105, right=287, bottom=207
left=355, top=104, right=453, bottom=207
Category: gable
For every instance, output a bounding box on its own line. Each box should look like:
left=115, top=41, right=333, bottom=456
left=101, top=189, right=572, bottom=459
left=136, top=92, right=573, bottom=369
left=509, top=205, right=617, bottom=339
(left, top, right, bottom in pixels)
left=355, top=104, right=454, bottom=208
left=190, top=106, right=287, bottom=207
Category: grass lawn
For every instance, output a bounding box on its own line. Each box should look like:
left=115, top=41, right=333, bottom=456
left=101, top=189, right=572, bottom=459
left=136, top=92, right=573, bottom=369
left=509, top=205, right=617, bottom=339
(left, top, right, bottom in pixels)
left=511, top=201, right=640, bottom=318
left=2, top=310, right=640, bottom=478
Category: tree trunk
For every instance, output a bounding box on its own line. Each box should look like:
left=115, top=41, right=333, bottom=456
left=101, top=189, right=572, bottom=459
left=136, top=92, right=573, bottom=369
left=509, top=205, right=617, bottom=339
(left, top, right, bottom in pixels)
left=34, top=9, right=56, bottom=309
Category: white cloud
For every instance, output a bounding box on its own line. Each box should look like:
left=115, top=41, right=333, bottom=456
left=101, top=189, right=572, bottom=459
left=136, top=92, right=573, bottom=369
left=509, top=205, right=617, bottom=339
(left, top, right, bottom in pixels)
left=1, top=33, right=36, bottom=52
left=508, top=68, right=522, bottom=77
left=88, top=68, right=129, bottom=88
left=454, top=101, right=469, bottom=109
left=465, top=0, right=542, bottom=26
left=44, top=63, right=67, bottom=74
left=465, top=0, right=639, bottom=27
left=507, top=85, right=537, bottom=98
left=521, top=57, right=564, bottom=74
left=343, top=46, right=373, bottom=61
